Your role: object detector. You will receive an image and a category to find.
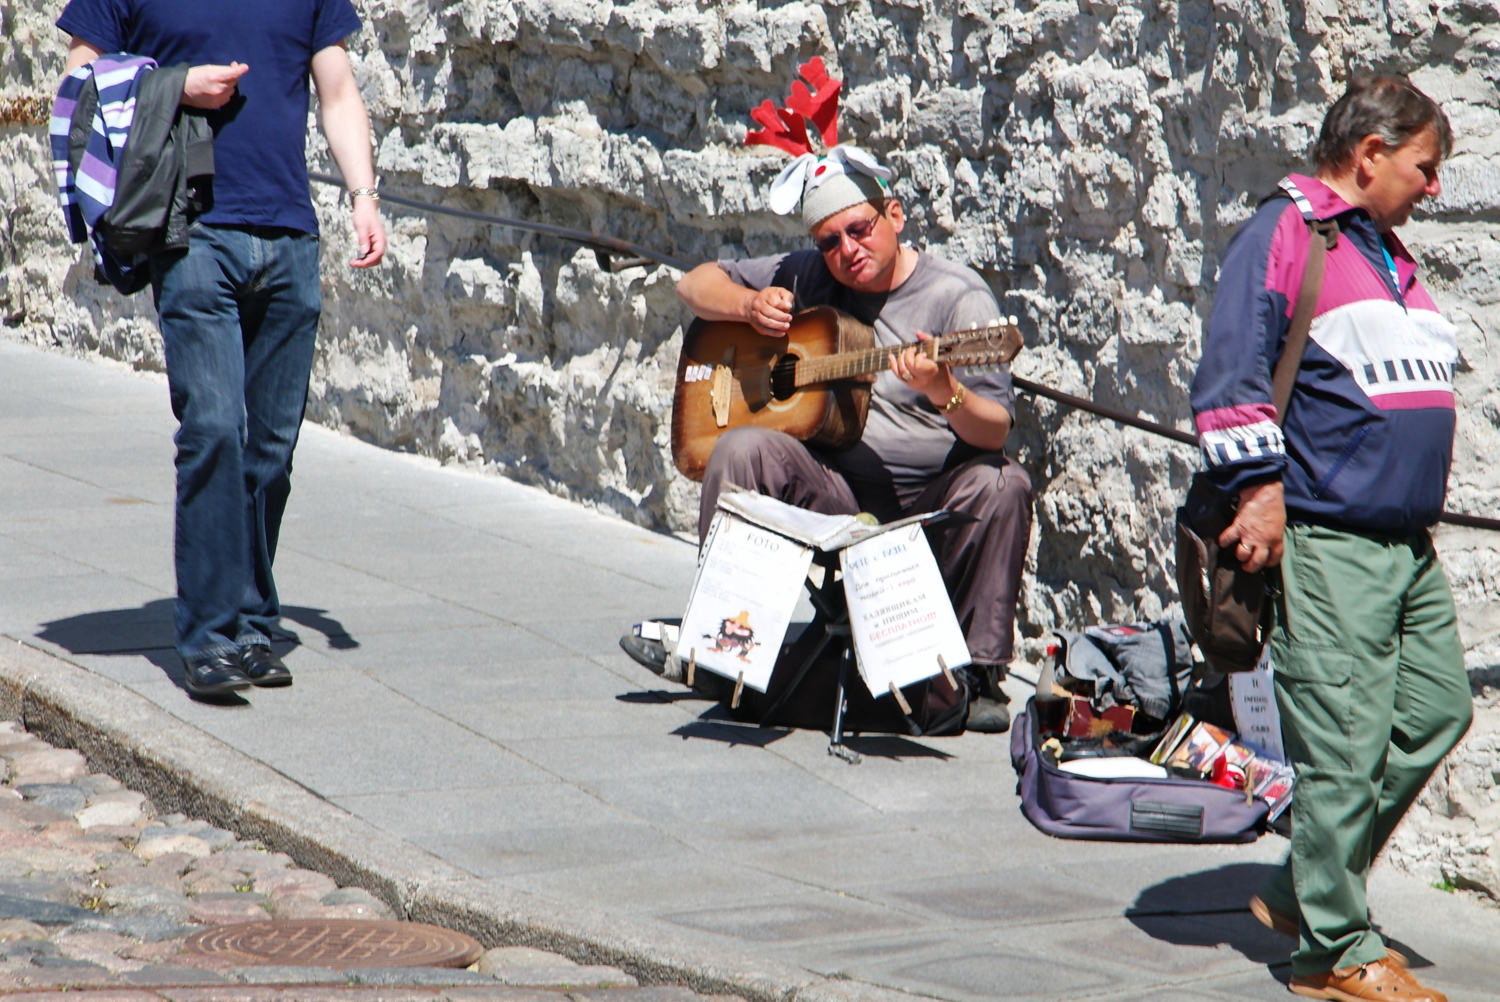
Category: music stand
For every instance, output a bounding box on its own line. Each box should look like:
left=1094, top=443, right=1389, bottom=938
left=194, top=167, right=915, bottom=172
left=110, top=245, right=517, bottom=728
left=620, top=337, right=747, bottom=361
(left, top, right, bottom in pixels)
left=757, top=510, right=978, bottom=764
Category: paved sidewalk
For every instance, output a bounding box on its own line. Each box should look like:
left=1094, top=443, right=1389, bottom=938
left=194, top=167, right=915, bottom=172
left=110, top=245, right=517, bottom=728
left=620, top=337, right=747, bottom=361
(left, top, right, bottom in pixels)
left=2, top=339, right=1497, bottom=1002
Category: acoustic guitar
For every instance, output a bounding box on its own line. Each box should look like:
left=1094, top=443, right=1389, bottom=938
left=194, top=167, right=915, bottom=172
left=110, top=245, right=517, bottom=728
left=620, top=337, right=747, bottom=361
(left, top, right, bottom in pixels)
left=671, top=306, right=1023, bottom=481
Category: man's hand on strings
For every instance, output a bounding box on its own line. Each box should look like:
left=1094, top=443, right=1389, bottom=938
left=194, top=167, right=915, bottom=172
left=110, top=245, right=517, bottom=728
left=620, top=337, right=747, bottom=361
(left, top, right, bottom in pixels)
left=890, top=332, right=955, bottom=406
left=743, top=286, right=794, bottom=337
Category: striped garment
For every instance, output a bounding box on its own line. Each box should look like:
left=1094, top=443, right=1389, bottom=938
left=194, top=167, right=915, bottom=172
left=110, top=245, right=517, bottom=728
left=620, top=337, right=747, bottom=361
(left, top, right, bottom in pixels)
left=49, top=54, right=158, bottom=279
left=1190, top=174, right=1457, bottom=535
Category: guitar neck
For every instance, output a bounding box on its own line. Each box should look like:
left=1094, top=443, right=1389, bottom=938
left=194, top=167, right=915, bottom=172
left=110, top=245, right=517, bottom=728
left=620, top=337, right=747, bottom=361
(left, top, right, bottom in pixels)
left=793, top=339, right=943, bottom=388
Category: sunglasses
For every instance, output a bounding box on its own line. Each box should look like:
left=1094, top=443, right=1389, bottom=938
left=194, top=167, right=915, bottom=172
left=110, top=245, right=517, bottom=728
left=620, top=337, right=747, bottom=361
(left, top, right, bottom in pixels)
left=813, top=208, right=884, bottom=254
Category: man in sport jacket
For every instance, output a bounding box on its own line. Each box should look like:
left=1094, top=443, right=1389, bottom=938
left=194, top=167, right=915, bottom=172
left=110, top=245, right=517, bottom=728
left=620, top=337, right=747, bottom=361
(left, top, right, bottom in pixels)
left=1191, top=76, right=1471, bottom=1002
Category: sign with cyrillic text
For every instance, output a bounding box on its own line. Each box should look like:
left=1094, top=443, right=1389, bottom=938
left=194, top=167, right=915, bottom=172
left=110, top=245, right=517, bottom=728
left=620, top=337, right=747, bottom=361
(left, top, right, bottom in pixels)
left=840, top=523, right=970, bottom=695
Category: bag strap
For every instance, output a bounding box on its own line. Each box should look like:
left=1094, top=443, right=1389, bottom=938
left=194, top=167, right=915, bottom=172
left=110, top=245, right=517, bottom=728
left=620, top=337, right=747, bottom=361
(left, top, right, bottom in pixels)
left=1270, top=217, right=1340, bottom=425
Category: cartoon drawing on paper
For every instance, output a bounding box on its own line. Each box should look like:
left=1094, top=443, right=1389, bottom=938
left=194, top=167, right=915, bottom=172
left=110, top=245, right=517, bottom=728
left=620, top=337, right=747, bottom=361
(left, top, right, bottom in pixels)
left=705, top=611, right=759, bottom=662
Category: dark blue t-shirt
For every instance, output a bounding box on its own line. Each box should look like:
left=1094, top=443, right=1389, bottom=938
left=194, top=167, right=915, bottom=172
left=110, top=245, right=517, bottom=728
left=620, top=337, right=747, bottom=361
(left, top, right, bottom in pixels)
left=57, top=0, right=361, bottom=233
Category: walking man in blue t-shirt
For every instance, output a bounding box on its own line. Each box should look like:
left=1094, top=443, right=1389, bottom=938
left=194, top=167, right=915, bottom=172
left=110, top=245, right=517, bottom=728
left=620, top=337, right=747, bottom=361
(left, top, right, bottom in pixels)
left=57, top=0, right=386, bottom=696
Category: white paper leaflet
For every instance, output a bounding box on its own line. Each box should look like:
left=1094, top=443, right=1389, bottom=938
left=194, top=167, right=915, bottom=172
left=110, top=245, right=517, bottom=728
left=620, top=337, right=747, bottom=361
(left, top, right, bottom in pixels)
left=840, top=523, right=970, bottom=696
left=1229, top=646, right=1285, bottom=762
left=676, top=512, right=813, bottom=692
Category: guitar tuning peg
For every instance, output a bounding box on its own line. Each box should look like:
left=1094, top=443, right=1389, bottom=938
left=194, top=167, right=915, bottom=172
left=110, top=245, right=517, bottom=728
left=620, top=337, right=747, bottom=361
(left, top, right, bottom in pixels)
left=1008, top=315, right=1019, bottom=327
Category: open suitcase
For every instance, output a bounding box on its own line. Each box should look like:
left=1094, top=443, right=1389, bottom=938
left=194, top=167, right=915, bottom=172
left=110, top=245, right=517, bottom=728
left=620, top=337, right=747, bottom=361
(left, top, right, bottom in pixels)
left=1010, top=705, right=1270, bottom=843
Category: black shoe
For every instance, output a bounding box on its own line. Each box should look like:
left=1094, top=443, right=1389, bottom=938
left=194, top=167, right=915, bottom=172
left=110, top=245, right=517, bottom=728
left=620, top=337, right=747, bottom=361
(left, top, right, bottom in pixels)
left=183, top=654, right=252, bottom=695
left=238, top=644, right=293, bottom=687
left=966, top=696, right=1011, bottom=734
left=619, top=633, right=686, bottom=682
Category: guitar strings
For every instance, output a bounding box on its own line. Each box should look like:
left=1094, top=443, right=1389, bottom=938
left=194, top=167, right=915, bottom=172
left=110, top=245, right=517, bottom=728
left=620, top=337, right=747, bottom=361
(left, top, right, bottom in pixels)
left=714, top=326, right=1015, bottom=386
left=791, top=328, right=1013, bottom=387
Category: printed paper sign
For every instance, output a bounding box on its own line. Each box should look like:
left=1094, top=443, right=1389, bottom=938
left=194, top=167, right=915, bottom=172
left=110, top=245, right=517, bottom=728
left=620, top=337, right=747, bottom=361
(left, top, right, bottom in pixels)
left=840, top=523, right=970, bottom=695
left=1229, top=646, right=1285, bottom=761
left=677, top=512, right=813, bottom=692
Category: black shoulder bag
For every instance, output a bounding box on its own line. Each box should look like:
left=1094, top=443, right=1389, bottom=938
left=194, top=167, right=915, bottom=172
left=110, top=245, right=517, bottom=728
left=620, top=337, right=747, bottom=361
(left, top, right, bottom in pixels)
left=1176, top=214, right=1339, bottom=673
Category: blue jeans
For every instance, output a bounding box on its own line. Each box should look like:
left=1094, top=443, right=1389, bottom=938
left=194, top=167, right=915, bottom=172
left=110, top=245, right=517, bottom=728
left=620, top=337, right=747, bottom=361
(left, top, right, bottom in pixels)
left=150, top=224, right=321, bottom=660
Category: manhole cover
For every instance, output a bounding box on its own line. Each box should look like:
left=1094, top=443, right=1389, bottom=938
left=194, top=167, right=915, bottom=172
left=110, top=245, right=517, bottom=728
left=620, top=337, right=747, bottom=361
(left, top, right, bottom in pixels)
left=184, top=919, right=483, bottom=968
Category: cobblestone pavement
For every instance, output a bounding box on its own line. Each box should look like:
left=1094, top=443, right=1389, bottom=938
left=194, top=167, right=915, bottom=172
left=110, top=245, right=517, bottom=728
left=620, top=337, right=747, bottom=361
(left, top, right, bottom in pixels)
left=0, top=719, right=745, bottom=1002
left=3, top=340, right=1499, bottom=1002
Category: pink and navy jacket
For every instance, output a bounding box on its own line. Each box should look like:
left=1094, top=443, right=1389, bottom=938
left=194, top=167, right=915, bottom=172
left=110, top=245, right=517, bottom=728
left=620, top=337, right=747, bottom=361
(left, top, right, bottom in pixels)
left=1190, top=174, right=1457, bottom=535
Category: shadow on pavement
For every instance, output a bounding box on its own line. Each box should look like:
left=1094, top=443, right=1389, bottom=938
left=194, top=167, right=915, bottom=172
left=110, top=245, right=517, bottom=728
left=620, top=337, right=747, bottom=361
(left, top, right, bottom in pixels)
left=34, top=598, right=359, bottom=702
left=840, top=734, right=955, bottom=760
left=1127, top=862, right=1291, bottom=967
left=669, top=717, right=955, bottom=760
left=282, top=606, right=362, bottom=650
left=671, top=720, right=795, bottom=747
left=616, top=689, right=717, bottom=704
left=1127, top=862, right=1433, bottom=972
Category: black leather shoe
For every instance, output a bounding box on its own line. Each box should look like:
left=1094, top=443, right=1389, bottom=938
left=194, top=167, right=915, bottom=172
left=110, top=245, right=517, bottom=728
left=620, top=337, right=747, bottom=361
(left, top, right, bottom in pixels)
left=183, top=654, right=252, bottom=695
left=238, top=644, right=293, bottom=687
left=619, top=632, right=682, bottom=681
left=966, top=696, right=1012, bottom=734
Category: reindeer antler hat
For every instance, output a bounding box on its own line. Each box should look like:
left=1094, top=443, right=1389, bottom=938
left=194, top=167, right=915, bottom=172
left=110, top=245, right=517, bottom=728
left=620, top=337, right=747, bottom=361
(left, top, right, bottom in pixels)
left=745, top=58, right=894, bottom=229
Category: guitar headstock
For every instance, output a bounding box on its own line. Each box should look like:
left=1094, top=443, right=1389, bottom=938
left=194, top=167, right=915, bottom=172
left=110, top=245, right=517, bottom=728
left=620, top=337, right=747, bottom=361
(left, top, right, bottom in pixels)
left=937, top=317, right=1024, bottom=370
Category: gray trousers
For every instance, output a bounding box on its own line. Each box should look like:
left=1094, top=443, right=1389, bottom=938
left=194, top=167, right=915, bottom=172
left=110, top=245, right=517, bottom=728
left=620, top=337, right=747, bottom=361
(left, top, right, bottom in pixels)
left=699, top=427, right=1033, bottom=671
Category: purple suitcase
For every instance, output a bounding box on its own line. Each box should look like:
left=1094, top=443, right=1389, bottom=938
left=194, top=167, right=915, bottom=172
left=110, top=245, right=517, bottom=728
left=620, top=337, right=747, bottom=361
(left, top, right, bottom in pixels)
left=1010, top=708, right=1269, bottom=843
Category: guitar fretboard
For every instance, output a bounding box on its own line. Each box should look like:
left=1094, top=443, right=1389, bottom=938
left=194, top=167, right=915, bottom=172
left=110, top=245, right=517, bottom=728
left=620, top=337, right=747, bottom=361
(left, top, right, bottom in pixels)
left=794, top=339, right=942, bottom=387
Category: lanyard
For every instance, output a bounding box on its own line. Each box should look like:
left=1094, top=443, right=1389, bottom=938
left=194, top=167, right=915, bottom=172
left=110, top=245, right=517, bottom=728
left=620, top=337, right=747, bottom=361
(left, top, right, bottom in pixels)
left=1379, top=240, right=1402, bottom=296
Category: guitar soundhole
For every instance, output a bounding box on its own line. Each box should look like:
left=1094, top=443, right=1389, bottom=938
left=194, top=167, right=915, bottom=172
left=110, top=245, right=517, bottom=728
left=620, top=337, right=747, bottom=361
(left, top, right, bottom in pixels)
left=770, top=355, right=799, bottom=401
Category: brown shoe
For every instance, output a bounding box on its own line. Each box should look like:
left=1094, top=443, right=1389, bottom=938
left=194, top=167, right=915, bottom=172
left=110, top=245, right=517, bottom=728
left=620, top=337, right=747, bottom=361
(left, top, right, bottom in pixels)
left=1289, top=960, right=1446, bottom=1002
left=1250, top=894, right=1299, bottom=937
left=1250, top=896, right=1409, bottom=967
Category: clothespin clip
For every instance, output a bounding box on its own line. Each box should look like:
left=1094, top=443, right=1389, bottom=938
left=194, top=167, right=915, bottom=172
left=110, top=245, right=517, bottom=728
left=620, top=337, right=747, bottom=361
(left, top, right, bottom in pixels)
left=937, top=654, right=956, bottom=690
left=686, top=647, right=696, bottom=688
left=731, top=671, right=745, bottom=709
left=889, top=681, right=912, bottom=715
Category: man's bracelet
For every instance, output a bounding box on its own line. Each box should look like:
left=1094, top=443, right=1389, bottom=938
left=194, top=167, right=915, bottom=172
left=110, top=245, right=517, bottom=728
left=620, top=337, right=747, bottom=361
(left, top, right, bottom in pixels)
left=941, top=383, right=965, bottom=414
left=348, top=186, right=380, bottom=201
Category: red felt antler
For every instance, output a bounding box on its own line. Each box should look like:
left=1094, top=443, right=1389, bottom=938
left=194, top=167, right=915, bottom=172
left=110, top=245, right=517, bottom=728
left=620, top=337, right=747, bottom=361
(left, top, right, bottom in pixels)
left=745, top=99, right=811, bottom=156
left=745, top=57, right=842, bottom=153
left=786, top=57, right=840, bottom=147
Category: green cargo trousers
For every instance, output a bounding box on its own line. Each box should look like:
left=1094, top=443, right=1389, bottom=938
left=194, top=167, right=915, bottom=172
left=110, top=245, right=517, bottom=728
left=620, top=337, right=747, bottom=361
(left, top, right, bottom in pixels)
left=1257, top=524, right=1472, bottom=976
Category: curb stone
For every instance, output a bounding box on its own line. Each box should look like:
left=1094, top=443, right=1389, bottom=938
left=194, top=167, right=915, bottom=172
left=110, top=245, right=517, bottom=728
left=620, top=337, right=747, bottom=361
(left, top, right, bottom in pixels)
left=0, top=638, right=925, bottom=1002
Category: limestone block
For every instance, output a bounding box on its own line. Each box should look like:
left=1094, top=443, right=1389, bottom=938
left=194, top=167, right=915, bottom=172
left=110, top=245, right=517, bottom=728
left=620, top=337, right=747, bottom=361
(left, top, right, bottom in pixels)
left=0, top=920, right=48, bottom=943
left=6, top=749, right=88, bottom=784
left=477, top=946, right=579, bottom=973
left=252, top=869, right=339, bottom=899
left=491, top=965, right=636, bottom=988
left=134, top=833, right=213, bottom=861
left=75, top=792, right=147, bottom=830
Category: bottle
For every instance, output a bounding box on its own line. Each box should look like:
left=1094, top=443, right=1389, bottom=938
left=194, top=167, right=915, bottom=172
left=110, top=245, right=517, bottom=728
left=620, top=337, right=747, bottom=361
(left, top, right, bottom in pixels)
left=1032, top=646, right=1071, bottom=736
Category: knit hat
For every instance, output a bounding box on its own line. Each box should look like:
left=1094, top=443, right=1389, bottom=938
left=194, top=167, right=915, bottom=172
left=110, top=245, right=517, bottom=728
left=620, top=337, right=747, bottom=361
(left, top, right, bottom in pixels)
left=745, top=58, right=896, bottom=229
left=769, top=147, right=894, bottom=228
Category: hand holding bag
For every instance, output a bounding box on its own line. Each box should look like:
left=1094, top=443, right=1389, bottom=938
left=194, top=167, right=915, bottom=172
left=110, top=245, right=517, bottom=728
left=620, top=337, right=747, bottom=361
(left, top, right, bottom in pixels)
left=1177, top=215, right=1340, bottom=673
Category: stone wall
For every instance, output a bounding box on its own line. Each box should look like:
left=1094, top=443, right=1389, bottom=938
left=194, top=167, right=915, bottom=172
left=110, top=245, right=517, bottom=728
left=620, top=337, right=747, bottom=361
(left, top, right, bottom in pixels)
left=5, top=0, right=1500, bottom=667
